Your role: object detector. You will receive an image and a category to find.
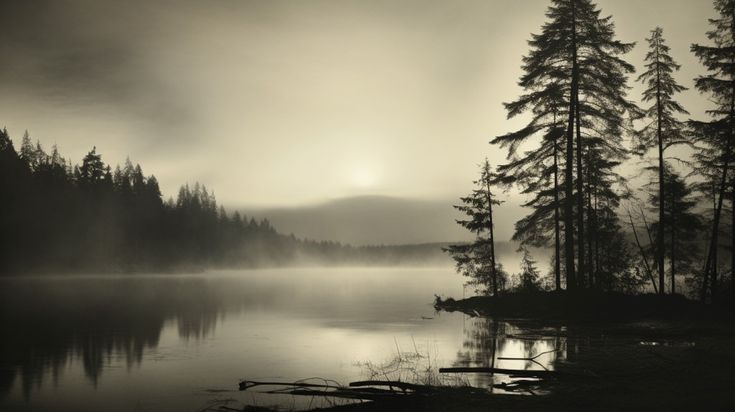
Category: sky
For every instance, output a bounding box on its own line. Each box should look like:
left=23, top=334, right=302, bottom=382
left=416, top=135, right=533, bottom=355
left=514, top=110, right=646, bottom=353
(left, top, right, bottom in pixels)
left=0, top=0, right=716, bottom=215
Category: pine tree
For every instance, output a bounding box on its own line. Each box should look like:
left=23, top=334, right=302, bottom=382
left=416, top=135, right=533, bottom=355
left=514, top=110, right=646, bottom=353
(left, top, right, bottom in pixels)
left=584, top=142, right=627, bottom=287
left=444, top=159, right=503, bottom=296
left=79, top=147, right=107, bottom=187
left=518, top=247, right=542, bottom=292
left=493, top=77, right=566, bottom=291
left=691, top=0, right=735, bottom=301
left=493, top=0, right=637, bottom=290
left=636, top=27, right=690, bottom=294
left=19, top=130, right=36, bottom=171
left=650, top=166, right=702, bottom=294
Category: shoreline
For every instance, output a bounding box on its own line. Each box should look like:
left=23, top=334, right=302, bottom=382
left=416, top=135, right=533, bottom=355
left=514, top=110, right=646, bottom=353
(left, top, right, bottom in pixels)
left=433, top=290, right=733, bottom=322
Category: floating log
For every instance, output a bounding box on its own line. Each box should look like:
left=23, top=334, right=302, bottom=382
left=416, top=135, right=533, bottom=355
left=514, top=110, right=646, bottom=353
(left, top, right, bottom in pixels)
left=239, top=380, right=337, bottom=391
left=349, top=380, right=437, bottom=394
left=438, top=367, right=557, bottom=378
left=239, top=379, right=437, bottom=402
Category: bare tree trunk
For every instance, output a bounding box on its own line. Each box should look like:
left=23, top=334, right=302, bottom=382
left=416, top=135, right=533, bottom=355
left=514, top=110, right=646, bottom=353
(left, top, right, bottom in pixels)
left=564, top=0, right=578, bottom=291
left=593, top=185, right=599, bottom=287
left=487, top=179, right=498, bottom=297
left=702, top=158, right=731, bottom=302
left=554, top=129, right=562, bottom=291
left=628, top=210, right=659, bottom=293
left=732, top=177, right=735, bottom=300
left=586, top=180, right=594, bottom=288
left=656, top=41, right=666, bottom=295
left=713, top=196, right=719, bottom=299
left=576, top=92, right=585, bottom=289
left=671, top=218, right=675, bottom=295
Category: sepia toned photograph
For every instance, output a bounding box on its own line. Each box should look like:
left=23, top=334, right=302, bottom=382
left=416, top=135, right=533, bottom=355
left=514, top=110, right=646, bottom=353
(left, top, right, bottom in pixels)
left=0, top=1, right=733, bottom=411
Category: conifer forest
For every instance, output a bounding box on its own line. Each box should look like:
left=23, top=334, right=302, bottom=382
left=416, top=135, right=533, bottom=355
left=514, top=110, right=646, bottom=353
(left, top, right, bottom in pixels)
left=1, top=1, right=734, bottom=412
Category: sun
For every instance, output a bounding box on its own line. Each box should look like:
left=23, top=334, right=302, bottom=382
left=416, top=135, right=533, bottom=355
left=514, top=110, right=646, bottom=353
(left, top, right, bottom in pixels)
left=351, top=166, right=378, bottom=189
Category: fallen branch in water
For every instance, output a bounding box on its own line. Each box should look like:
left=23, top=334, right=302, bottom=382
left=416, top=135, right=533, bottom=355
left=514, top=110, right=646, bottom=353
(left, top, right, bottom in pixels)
left=440, top=366, right=599, bottom=379
left=438, top=367, right=558, bottom=378
left=497, top=349, right=560, bottom=362
left=349, top=380, right=438, bottom=394
left=238, top=379, right=339, bottom=391
left=239, top=378, right=442, bottom=402
left=497, top=348, right=562, bottom=370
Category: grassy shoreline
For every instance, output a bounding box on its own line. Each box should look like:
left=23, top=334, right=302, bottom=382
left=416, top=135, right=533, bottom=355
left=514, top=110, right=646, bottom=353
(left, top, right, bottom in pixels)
left=230, top=292, right=735, bottom=412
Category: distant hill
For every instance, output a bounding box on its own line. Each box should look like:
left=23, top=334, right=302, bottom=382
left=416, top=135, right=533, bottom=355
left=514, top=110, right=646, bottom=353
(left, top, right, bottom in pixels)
left=339, top=241, right=521, bottom=267
left=244, top=195, right=524, bottom=246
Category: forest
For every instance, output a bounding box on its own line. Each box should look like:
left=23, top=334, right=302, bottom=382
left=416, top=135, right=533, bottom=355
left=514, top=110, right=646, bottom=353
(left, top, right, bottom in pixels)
left=445, top=0, right=735, bottom=304
left=3, top=1, right=735, bottom=411
left=0, top=130, right=447, bottom=274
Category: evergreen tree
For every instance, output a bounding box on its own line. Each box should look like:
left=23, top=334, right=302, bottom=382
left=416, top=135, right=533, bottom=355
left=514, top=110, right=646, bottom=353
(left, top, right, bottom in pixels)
left=518, top=247, right=542, bottom=292
left=19, top=130, right=36, bottom=171
left=79, top=147, right=106, bottom=187
left=584, top=142, right=627, bottom=288
left=493, top=76, right=566, bottom=291
left=650, top=167, right=703, bottom=294
left=444, top=159, right=503, bottom=296
left=493, top=0, right=637, bottom=290
left=691, top=0, right=735, bottom=301
left=636, top=27, right=690, bottom=294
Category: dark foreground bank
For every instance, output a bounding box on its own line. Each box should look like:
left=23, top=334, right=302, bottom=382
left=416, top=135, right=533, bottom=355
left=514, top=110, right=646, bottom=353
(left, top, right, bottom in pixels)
left=210, top=293, right=735, bottom=412
left=221, top=321, right=735, bottom=412
left=434, top=290, right=733, bottom=321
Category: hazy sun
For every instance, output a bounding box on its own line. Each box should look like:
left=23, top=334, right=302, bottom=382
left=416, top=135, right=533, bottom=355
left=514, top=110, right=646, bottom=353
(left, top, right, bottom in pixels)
left=351, top=167, right=378, bottom=189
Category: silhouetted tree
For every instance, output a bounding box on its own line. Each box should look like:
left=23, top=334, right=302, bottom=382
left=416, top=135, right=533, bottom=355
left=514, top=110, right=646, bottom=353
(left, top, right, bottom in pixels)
left=444, top=159, right=503, bottom=296
left=691, top=0, right=735, bottom=301
left=636, top=27, right=690, bottom=294
left=1, top=129, right=433, bottom=274
left=650, top=166, right=702, bottom=294
left=496, top=0, right=638, bottom=291
left=493, top=73, right=566, bottom=291
left=517, top=248, right=542, bottom=292
left=79, top=147, right=107, bottom=187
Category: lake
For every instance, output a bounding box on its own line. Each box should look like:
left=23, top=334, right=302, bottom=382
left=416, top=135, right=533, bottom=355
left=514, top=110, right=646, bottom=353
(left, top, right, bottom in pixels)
left=0, top=268, right=563, bottom=412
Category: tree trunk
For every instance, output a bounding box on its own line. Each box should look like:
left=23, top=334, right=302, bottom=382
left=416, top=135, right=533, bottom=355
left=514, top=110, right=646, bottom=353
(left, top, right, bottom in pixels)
left=671, top=216, right=675, bottom=295
left=554, top=129, right=562, bottom=291
left=586, top=180, right=594, bottom=288
left=575, top=94, right=585, bottom=289
left=702, top=158, right=731, bottom=301
left=670, top=175, right=675, bottom=295
left=713, top=206, right=719, bottom=299
left=656, top=43, right=666, bottom=295
left=487, top=180, right=498, bottom=297
left=593, top=185, right=599, bottom=287
left=564, top=0, right=578, bottom=291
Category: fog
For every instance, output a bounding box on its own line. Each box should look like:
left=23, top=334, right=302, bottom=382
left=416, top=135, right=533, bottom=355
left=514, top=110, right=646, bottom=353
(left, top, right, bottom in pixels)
left=0, top=0, right=714, bottom=235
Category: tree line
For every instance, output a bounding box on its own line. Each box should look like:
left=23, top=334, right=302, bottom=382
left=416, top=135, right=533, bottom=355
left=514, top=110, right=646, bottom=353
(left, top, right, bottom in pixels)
left=447, top=0, right=734, bottom=303
left=0, top=130, right=446, bottom=274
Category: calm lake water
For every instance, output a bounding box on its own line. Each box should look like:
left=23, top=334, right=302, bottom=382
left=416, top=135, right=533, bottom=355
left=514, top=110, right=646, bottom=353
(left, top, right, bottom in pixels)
left=0, top=268, right=563, bottom=412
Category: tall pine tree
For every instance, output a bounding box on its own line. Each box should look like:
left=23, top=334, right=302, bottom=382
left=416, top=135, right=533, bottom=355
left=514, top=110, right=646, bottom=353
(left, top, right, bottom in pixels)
left=636, top=27, right=690, bottom=294
left=691, top=0, right=735, bottom=301
left=493, top=0, right=637, bottom=290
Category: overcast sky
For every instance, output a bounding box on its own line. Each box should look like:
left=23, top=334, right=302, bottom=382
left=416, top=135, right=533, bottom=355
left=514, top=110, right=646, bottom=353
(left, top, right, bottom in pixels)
left=0, top=0, right=714, bottom=209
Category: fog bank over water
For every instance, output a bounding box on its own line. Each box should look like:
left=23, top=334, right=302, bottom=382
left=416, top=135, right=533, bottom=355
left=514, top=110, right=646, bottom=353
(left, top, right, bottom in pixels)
left=245, top=195, right=527, bottom=246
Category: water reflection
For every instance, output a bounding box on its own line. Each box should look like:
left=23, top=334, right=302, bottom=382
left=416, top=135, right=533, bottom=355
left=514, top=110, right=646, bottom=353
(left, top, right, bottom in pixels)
left=0, top=268, right=462, bottom=406
left=453, top=317, right=566, bottom=392
left=1, top=268, right=584, bottom=411
left=0, top=276, right=228, bottom=399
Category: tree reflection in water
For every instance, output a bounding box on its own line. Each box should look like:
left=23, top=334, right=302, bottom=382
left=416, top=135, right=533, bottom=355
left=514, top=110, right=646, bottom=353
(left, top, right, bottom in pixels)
left=0, top=276, right=231, bottom=400
left=452, top=316, right=566, bottom=392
